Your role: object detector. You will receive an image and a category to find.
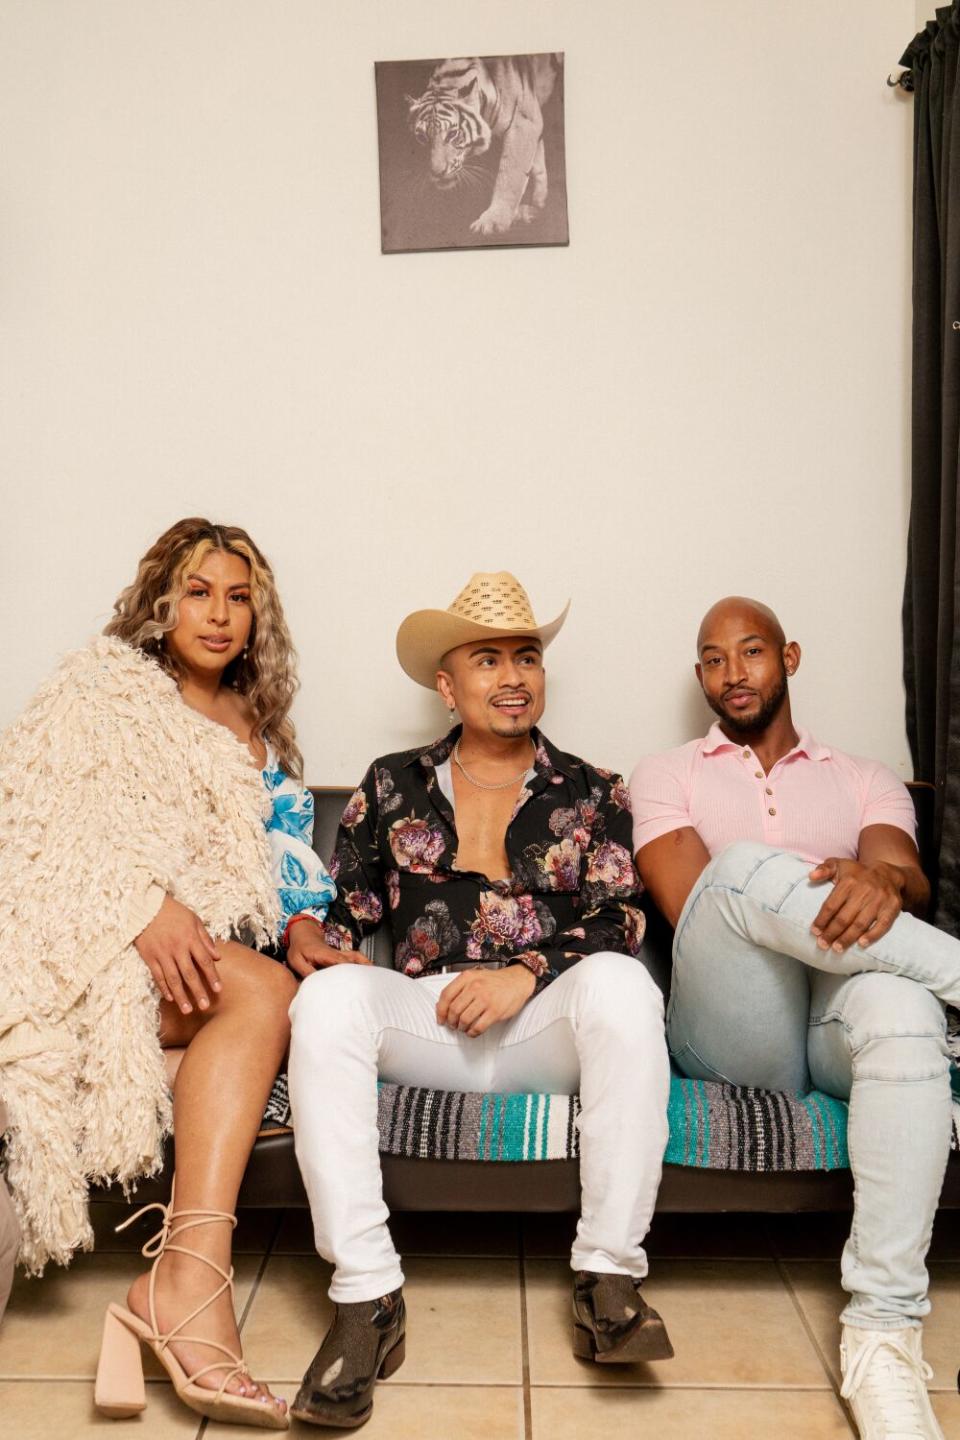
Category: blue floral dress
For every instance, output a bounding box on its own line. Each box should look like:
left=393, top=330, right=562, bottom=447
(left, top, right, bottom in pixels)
left=261, top=745, right=336, bottom=930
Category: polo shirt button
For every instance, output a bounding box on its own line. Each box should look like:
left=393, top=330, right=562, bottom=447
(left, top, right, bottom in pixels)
left=768, top=807, right=777, bottom=816
left=754, top=770, right=763, bottom=779
left=765, top=787, right=773, bottom=796
left=742, top=749, right=750, bottom=758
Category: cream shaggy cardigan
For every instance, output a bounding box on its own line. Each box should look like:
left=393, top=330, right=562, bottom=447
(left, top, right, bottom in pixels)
left=0, top=638, right=280, bottom=1273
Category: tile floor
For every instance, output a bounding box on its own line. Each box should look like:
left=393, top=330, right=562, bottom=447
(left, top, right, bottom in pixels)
left=2, top=1206, right=958, bottom=1439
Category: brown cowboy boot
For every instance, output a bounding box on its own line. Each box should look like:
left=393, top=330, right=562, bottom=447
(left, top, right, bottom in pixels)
left=290, top=1288, right=405, bottom=1429
left=572, top=1271, right=674, bottom=1364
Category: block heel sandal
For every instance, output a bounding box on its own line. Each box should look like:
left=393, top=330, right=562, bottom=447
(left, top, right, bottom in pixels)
left=93, top=1198, right=288, bottom=1430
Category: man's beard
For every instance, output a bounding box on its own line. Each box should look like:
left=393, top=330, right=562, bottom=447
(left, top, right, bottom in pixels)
left=707, top=668, right=788, bottom=735
left=489, top=715, right=534, bottom=738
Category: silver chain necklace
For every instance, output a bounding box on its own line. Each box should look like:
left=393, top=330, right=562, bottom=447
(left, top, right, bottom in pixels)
left=452, top=738, right=534, bottom=791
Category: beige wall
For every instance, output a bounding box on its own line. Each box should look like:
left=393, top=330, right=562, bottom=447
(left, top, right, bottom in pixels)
left=0, top=0, right=917, bottom=783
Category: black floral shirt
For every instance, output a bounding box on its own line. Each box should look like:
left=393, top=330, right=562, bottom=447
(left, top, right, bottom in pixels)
left=323, top=727, right=646, bottom=991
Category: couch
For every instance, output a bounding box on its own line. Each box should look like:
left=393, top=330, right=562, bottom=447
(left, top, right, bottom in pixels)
left=104, top=780, right=959, bottom=1216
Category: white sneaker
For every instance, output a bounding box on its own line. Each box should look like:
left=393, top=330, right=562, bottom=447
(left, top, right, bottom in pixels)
left=840, top=1324, right=944, bottom=1440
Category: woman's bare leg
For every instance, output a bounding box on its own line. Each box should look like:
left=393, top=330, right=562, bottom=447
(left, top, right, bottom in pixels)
left=127, top=942, right=296, bottom=1411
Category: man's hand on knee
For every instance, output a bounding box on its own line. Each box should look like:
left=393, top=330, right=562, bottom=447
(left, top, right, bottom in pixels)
left=436, top=966, right=537, bottom=1037
left=286, top=919, right=371, bottom=978
left=808, top=858, right=905, bottom=952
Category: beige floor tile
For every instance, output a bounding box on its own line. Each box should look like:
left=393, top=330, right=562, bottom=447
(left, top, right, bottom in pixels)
left=274, top=1207, right=520, bottom=1257
left=525, top=1258, right=830, bottom=1387
left=352, top=1384, right=524, bottom=1440
left=241, top=1253, right=522, bottom=1385
left=205, top=1383, right=523, bottom=1440
left=785, top=1260, right=960, bottom=1390
left=0, top=1253, right=261, bottom=1379
left=0, top=1379, right=201, bottom=1439
left=391, top=1256, right=522, bottom=1384
left=228, top=1252, right=332, bottom=1383
left=88, top=1204, right=281, bottom=1255
left=531, top=1386, right=853, bottom=1439
left=933, top=1392, right=960, bottom=1438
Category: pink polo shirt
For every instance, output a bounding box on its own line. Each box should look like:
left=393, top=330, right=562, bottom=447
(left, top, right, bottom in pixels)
left=629, top=723, right=916, bottom=865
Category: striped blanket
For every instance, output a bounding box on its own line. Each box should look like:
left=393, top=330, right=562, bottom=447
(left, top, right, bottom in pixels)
left=260, top=1073, right=960, bottom=1174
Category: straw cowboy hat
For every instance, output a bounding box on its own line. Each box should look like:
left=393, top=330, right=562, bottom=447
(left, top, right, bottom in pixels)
left=396, top=572, right=570, bottom=689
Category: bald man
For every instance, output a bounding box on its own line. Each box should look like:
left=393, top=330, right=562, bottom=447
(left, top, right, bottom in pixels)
left=629, top=597, right=958, bottom=1440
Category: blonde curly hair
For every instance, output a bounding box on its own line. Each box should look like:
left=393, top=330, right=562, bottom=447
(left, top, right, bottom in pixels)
left=104, top=517, right=303, bottom=778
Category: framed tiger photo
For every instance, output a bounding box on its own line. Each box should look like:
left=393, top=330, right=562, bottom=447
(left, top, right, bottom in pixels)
left=374, top=53, right=569, bottom=254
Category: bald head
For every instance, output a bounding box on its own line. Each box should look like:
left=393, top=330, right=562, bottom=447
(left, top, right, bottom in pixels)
left=697, top=596, right=786, bottom=656
left=695, top=596, right=798, bottom=738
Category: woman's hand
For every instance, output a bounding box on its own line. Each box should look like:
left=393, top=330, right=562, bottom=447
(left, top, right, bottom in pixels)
left=134, top=894, right=222, bottom=1013
left=285, top=918, right=371, bottom=978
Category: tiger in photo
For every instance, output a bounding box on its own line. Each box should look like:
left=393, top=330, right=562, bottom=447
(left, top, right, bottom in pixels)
left=406, top=53, right=562, bottom=236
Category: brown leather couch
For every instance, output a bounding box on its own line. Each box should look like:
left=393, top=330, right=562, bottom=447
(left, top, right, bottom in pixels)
left=106, top=780, right=959, bottom=1216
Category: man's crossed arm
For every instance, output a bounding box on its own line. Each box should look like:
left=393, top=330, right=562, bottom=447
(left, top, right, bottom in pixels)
left=636, top=822, right=929, bottom=953
left=807, top=823, right=929, bottom=952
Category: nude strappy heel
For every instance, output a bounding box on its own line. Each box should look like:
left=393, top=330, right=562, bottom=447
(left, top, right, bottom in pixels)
left=93, top=1198, right=288, bottom=1430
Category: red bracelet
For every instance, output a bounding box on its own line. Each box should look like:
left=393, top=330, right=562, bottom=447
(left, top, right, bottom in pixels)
left=281, top=913, right=321, bottom=949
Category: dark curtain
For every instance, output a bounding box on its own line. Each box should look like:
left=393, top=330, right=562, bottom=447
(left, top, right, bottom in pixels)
left=903, top=8, right=960, bottom=933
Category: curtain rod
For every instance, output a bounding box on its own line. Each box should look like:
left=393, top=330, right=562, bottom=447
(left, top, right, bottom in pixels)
left=892, top=12, right=959, bottom=93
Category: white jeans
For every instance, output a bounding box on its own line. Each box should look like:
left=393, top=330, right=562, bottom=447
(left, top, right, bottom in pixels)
left=288, top=952, right=670, bottom=1302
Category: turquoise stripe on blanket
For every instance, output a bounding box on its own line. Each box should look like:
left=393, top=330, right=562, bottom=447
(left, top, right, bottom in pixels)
left=261, top=1074, right=956, bottom=1171
left=799, top=1091, right=850, bottom=1170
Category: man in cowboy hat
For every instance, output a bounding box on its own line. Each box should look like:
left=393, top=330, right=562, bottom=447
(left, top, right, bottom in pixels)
left=284, top=572, right=673, bottom=1429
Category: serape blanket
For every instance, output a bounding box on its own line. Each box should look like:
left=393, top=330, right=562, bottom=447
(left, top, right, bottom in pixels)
left=260, top=1072, right=960, bottom=1174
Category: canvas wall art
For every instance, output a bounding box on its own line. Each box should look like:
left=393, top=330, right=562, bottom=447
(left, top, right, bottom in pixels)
left=375, top=53, right=569, bottom=254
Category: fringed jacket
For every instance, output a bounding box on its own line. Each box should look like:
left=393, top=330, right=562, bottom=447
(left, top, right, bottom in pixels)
left=0, top=639, right=281, bottom=1273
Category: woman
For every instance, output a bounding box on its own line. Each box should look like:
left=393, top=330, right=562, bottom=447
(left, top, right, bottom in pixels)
left=0, top=518, right=335, bottom=1429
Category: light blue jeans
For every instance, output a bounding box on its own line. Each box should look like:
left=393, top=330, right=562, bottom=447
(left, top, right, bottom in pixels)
left=670, top=841, right=954, bottom=1330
